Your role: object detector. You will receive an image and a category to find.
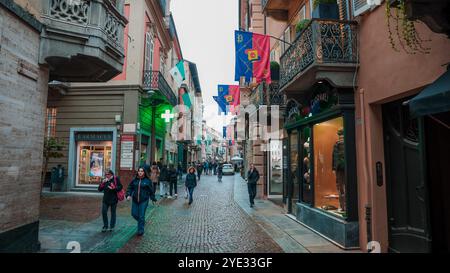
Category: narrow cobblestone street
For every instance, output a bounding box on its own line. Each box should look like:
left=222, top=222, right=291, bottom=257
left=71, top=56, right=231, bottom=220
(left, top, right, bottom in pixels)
left=39, top=173, right=356, bottom=253
left=119, top=174, right=283, bottom=253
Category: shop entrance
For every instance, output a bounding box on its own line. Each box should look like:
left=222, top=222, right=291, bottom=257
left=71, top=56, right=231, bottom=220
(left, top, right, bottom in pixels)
left=383, top=99, right=432, bottom=253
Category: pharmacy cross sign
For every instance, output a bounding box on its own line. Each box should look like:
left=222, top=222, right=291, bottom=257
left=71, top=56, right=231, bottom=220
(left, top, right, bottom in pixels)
left=161, top=110, right=174, bottom=123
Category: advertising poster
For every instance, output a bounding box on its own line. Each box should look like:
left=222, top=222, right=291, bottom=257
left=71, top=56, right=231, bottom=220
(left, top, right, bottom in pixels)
left=89, top=152, right=104, bottom=177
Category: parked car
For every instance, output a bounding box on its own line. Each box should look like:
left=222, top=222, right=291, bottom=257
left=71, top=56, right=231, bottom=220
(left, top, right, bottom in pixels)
left=222, top=164, right=234, bottom=175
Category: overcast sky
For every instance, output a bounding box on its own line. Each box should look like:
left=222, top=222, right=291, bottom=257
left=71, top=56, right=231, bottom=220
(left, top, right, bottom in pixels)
left=171, top=0, right=237, bottom=133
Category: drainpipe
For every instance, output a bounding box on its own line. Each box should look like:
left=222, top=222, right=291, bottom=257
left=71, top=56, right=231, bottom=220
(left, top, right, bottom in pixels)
left=359, top=88, right=374, bottom=251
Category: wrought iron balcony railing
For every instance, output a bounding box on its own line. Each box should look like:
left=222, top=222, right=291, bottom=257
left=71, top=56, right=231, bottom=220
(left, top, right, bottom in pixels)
left=143, top=70, right=178, bottom=106
left=40, top=0, right=127, bottom=81
left=280, top=19, right=358, bottom=90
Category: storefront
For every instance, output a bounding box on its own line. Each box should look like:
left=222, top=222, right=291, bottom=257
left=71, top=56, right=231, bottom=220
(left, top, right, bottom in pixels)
left=284, top=83, right=359, bottom=249
left=68, top=128, right=117, bottom=190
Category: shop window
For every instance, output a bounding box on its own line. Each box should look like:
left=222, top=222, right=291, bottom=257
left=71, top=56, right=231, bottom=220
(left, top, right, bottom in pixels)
left=77, top=143, right=112, bottom=186
left=45, top=108, right=57, bottom=138
left=290, top=131, right=300, bottom=214
left=313, top=116, right=346, bottom=218
left=301, top=127, right=312, bottom=204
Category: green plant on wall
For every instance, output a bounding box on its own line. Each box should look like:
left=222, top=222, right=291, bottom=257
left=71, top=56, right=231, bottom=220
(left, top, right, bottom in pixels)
left=296, top=19, right=311, bottom=36
left=313, top=0, right=337, bottom=9
left=386, top=0, right=430, bottom=54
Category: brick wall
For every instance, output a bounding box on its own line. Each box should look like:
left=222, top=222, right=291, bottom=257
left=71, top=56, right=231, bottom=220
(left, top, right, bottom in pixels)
left=0, top=7, right=49, bottom=234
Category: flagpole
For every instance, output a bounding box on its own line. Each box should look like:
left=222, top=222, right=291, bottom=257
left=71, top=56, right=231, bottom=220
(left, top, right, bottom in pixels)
left=238, top=28, right=293, bottom=47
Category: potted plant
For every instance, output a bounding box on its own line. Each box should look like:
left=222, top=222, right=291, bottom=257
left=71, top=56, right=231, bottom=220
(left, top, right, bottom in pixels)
left=296, top=19, right=311, bottom=38
left=270, top=61, right=280, bottom=81
left=312, top=0, right=339, bottom=20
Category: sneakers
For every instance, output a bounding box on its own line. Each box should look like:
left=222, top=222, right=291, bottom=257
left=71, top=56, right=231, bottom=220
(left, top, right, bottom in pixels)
left=109, top=227, right=114, bottom=232
left=174, top=194, right=178, bottom=198
left=102, top=227, right=108, bottom=233
left=137, top=231, right=144, bottom=236
left=167, top=195, right=173, bottom=199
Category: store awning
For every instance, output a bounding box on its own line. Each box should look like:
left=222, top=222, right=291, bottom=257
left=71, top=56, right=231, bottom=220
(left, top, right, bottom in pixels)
left=410, top=69, right=450, bottom=118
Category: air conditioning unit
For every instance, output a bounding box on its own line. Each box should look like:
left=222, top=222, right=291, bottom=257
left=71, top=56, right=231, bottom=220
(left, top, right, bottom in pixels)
left=353, top=0, right=382, bottom=17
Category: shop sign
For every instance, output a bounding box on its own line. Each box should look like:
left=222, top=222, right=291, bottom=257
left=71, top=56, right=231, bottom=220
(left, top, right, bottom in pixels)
left=120, top=135, right=134, bottom=170
left=75, top=132, right=113, bottom=142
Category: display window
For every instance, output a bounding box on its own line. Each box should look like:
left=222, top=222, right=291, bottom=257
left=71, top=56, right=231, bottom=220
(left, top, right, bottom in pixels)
left=290, top=131, right=300, bottom=215
left=312, top=117, right=346, bottom=217
left=77, top=141, right=112, bottom=186
left=301, top=127, right=312, bottom=204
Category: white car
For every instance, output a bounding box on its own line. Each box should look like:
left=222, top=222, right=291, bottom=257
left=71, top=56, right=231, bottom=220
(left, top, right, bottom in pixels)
left=222, top=164, right=235, bottom=175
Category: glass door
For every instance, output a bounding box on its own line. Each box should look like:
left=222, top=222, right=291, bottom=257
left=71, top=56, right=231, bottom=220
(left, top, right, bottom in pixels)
left=268, top=140, right=283, bottom=196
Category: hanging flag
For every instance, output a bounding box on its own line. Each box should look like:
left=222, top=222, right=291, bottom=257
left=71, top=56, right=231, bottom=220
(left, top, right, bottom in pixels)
left=213, top=96, right=227, bottom=114
left=170, top=60, right=186, bottom=87
left=218, top=85, right=240, bottom=114
left=179, top=87, right=192, bottom=109
left=235, top=30, right=271, bottom=84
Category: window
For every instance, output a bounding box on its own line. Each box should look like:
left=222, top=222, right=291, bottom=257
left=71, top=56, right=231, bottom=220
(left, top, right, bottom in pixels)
left=301, top=127, right=312, bottom=204
left=290, top=131, right=299, bottom=215
left=281, top=27, right=291, bottom=56
left=313, top=116, right=346, bottom=218
left=144, top=32, right=154, bottom=71
left=160, top=55, right=165, bottom=75
left=45, top=108, right=57, bottom=138
left=310, top=0, right=314, bottom=17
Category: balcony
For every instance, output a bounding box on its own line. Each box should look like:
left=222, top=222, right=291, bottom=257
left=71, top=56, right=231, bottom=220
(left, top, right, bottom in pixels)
left=280, top=19, right=358, bottom=93
left=143, top=70, right=178, bottom=106
left=40, top=0, right=128, bottom=82
left=261, top=0, right=291, bottom=21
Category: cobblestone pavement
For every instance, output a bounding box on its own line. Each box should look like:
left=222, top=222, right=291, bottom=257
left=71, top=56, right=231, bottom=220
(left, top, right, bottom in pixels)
left=119, top=174, right=284, bottom=253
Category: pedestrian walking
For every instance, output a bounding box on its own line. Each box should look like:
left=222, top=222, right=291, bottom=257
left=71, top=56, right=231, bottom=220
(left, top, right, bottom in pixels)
left=196, top=162, right=203, bottom=181
left=126, top=167, right=157, bottom=236
left=177, top=162, right=183, bottom=180
left=246, top=163, right=260, bottom=208
left=168, top=164, right=178, bottom=198
left=217, top=163, right=223, bottom=182
left=159, top=164, right=170, bottom=198
left=98, top=170, right=123, bottom=232
left=150, top=162, right=159, bottom=196
left=185, top=167, right=197, bottom=205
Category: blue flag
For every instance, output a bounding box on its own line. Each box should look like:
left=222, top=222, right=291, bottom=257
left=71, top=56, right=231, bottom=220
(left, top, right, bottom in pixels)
left=213, top=96, right=227, bottom=114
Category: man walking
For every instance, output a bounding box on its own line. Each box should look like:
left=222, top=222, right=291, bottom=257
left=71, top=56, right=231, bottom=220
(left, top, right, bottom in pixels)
left=246, top=163, right=260, bottom=208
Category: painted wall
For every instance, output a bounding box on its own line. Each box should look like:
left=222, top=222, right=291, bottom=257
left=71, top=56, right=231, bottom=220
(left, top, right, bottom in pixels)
left=355, top=4, right=450, bottom=252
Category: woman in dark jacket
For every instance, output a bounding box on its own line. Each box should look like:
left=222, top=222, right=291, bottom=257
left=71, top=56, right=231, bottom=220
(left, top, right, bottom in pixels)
left=126, top=167, right=157, bottom=236
left=185, top=167, right=197, bottom=205
left=98, top=170, right=123, bottom=232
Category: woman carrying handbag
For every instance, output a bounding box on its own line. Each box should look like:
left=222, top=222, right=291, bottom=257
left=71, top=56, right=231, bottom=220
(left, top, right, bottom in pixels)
left=98, top=170, right=123, bottom=232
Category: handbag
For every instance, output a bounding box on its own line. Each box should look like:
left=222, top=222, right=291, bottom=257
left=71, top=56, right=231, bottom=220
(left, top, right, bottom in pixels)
left=114, top=176, right=125, bottom=202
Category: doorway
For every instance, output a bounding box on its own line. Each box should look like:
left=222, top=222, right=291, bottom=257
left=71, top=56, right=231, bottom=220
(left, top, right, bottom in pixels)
left=383, top=99, right=432, bottom=253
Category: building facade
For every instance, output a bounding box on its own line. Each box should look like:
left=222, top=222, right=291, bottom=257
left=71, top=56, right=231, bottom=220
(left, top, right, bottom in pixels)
left=0, top=0, right=127, bottom=252
left=253, top=0, right=450, bottom=252
left=45, top=0, right=184, bottom=191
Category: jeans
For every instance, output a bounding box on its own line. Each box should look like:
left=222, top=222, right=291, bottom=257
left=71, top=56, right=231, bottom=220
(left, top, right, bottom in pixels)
left=131, top=200, right=149, bottom=234
left=187, top=187, right=195, bottom=204
left=102, top=202, right=117, bottom=228
left=169, top=181, right=178, bottom=196
left=160, top=181, right=168, bottom=196
left=248, top=183, right=257, bottom=205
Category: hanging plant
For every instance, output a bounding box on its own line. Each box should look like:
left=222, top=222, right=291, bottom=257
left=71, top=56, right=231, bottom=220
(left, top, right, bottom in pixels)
left=385, top=0, right=431, bottom=54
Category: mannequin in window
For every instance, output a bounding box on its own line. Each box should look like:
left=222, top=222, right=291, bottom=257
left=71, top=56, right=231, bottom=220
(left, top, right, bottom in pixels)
left=332, top=129, right=345, bottom=212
